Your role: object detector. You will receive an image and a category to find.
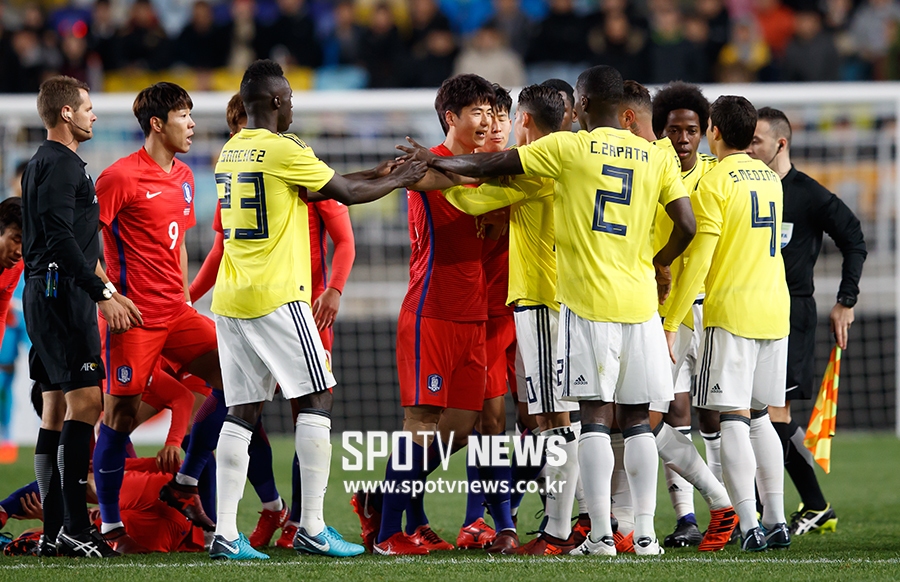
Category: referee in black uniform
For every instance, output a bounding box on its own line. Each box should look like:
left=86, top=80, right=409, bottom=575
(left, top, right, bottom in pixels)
left=748, top=107, right=867, bottom=536
left=22, top=76, right=139, bottom=557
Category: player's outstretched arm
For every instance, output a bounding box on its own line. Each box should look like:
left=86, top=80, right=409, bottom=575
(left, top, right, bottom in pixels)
left=317, top=160, right=427, bottom=205
left=662, top=231, right=716, bottom=360
left=398, top=137, right=524, bottom=178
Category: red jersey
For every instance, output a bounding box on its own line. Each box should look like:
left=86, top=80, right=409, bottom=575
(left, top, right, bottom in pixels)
left=96, top=149, right=196, bottom=326
left=482, top=227, right=512, bottom=318
left=0, top=261, right=24, bottom=345
left=308, top=199, right=355, bottom=299
left=401, top=144, right=486, bottom=322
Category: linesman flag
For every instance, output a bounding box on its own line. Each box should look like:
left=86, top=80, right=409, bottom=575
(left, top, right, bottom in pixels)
left=804, top=345, right=842, bottom=473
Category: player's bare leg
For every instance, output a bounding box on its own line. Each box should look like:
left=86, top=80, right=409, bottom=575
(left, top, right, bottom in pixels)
left=186, top=350, right=224, bottom=390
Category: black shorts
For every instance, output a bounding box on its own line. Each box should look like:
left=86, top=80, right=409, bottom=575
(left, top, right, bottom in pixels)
left=24, top=277, right=104, bottom=392
left=786, top=296, right=816, bottom=401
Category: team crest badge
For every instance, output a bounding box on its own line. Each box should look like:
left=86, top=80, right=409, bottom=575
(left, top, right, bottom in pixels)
left=426, top=374, right=443, bottom=393
left=117, top=366, right=132, bottom=385
left=182, top=182, right=193, bottom=204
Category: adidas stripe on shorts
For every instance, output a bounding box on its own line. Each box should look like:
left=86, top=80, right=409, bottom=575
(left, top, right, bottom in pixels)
left=215, top=300, right=336, bottom=407
left=514, top=305, right=577, bottom=415
left=557, top=304, right=673, bottom=405
left=693, top=327, right=787, bottom=411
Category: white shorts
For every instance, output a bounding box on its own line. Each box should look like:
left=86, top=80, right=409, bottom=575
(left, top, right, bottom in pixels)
left=215, top=301, right=336, bottom=407
left=694, top=327, right=787, bottom=412
left=650, top=303, right=703, bottom=414
left=558, top=305, right=673, bottom=405
left=514, top=305, right=578, bottom=416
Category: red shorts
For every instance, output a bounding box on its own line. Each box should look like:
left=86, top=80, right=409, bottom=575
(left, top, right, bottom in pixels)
left=397, top=309, right=486, bottom=411
left=117, top=471, right=205, bottom=552
left=101, top=306, right=217, bottom=396
left=485, top=314, right=516, bottom=400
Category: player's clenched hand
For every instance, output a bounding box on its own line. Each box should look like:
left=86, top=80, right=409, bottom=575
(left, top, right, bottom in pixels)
left=16, top=491, right=43, bottom=521
left=654, top=262, right=672, bottom=305
left=114, top=293, right=143, bottom=327
left=156, top=445, right=182, bottom=474
left=396, top=137, right=436, bottom=165
left=665, top=330, right=677, bottom=364
left=312, top=287, right=341, bottom=330
left=99, top=297, right=133, bottom=334
left=392, top=160, right=428, bottom=187
left=830, top=303, right=854, bottom=350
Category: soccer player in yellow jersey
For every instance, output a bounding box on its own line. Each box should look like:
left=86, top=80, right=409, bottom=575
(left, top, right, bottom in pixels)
left=208, top=60, right=425, bottom=560
left=663, top=96, right=791, bottom=552
left=443, top=85, right=582, bottom=555
left=400, top=65, right=696, bottom=556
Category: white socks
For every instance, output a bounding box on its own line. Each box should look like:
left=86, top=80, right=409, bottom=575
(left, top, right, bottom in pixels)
left=569, top=420, right=588, bottom=516
left=176, top=473, right=199, bottom=487
left=610, top=432, right=633, bottom=535
left=215, top=420, right=253, bottom=541
left=578, top=427, right=614, bottom=541
left=623, top=429, right=658, bottom=543
left=701, top=431, right=723, bottom=485
left=663, top=426, right=696, bottom=519
left=656, top=423, right=731, bottom=511
left=750, top=412, right=786, bottom=528
left=542, top=427, right=579, bottom=540
left=295, top=412, right=332, bottom=537
left=262, top=497, right=284, bottom=513
left=720, top=416, right=758, bottom=536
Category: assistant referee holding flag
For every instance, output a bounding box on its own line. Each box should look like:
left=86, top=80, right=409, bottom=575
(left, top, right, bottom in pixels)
left=748, top=106, right=867, bottom=536
left=22, top=76, right=139, bottom=558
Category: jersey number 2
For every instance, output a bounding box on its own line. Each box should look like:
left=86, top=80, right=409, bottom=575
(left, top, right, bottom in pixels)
left=215, top=171, right=269, bottom=240
left=592, top=165, right=633, bottom=236
left=750, top=190, right=776, bottom=257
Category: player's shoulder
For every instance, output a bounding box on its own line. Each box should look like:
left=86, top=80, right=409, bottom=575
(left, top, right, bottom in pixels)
left=97, top=152, right=141, bottom=186
left=279, top=132, right=312, bottom=150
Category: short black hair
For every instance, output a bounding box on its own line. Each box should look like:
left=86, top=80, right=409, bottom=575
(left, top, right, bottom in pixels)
left=132, top=82, right=193, bottom=137
left=575, top=65, right=624, bottom=111
left=0, top=197, right=22, bottom=235
left=240, top=59, right=286, bottom=107
left=517, top=84, right=565, bottom=135
left=709, top=95, right=757, bottom=150
left=493, top=83, right=512, bottom=114
left=434, top=74, right=495, bottom=135
left=540, top=78, right=574, bottom=109
left=652, top=81, right=709, bottom=137
left=622, top=80, right=651, bottom=113
left=757, top=106, right=792, bottom=147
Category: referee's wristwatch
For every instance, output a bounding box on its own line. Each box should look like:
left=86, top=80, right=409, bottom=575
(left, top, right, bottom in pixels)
left=837, top=294, right=857, bottom=308
left=101, top=287, right=113, bottom=301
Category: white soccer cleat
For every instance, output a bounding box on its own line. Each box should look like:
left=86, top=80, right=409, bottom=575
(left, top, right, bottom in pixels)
left=634, top=536, right=665, bottom=556
left=569, top=535, right=616, bottom=556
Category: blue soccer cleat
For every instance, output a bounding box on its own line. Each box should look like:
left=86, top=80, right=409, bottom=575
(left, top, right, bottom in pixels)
left=763, top=522, right=791, bottom=549
left=293, top=525, right=365, bottom=557
left=740, top=527, right=768, bottom=552
left=209, top=533, right=270, bottom=560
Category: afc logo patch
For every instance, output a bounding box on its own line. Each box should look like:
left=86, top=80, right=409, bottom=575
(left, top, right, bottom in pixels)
left=182, top=182, right=193, bottom=204
left=426, top=374, right=443, bottom=393
left=117, top=366, right=133, bottom=385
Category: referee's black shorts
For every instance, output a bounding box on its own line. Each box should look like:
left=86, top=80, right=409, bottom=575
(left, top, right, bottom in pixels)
left=23, top=277, right=105, bottom=393
left=786, top=295, right=817, bottom=401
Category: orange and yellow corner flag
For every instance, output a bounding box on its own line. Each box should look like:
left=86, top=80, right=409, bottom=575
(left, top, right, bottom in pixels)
left=804, top=345, right=842, bottom=473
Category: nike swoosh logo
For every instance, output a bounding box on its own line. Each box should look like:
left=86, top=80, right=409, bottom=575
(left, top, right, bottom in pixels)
left=301, top=533, right=329, bottom=552
left=98, top=467, right=124, bottom=474
left=78, top=479, right=88, bottom=485
left=224, top=542, right=239, bottom=554
left=146, top=191, right=162, bottom=199
left=363, top=505, right=373, bottom=519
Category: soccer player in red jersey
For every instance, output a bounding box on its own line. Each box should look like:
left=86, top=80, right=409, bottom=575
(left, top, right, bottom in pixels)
left=91, top=83, right=222, bottom=552
left=0, top=198, right=24, bottom=346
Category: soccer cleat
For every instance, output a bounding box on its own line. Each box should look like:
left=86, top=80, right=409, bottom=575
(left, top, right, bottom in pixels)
left=634, top=536, right=665, bottom=556
left=0, top=532, right=11, bottom=553
left=56, top=527, right=121, bottom=558
left=37, top=533, right=58, bottom=557
left=790, top=504, right=837, bottom=536
left=569, top=513, right=591, bottom=546
left=275, top=523, right=298, bottom=549
left=485, top=529, right=519, bottom=554
left=740, top=527, right=768, bottom=552
left=159, top=479, right=216, bottom=532
left=4, top=533, right=40, bottom=557
left=763, top=522, right=791, bottom=549
left=699, top=507, right=738, bottom=552
left=614, top=530, right=635, bottom=553
left=293, top=525, right=365, bottom=557
left=350, top=490, right=381, bottom=552
left=517, top=532, right=575, bottom=555
left=410, top=525, right=454, bottom=551
left=664, top=517, right=703, bottom=548
left=101, top=526, right=151, bottom=554
left=373, top=532, right=429, bottom=555
left=249, top=503, right=290, bottom=548
left=209, top=533, right=269, bottom=560
left=456, top=518, right=496, bottom=549
left=570, top=534, right=616, bottom=556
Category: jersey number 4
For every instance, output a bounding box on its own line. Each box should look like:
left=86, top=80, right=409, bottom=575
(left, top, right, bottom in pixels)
left=215, top=171, right=270, bottom=240
left=750, top=190, right=776, bottom=257
left=592, top=165, right=633, bottom=236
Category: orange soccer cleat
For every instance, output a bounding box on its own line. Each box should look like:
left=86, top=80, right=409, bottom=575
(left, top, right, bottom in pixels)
left=699, top=507, right=739, bottom=552
left=456, top=518, right=496, bottom=549
left=373, top=532, right=429, bottom=556
left=249, top=503, right=290, bottom=548
left=409, top=525, right=454, bottom=551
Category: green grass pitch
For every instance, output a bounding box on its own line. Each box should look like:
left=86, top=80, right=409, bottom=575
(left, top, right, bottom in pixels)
left=1, top=432, right=898, bottom=581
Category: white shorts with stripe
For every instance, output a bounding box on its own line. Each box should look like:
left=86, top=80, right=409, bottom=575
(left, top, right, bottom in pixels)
left=558, top=304, right=673, bottom=405
left=215, top=301, right=336, bottom=407
left=514, top=305, right=578, bottom=415
left=694, top=327, right=787, bottom=411
left=650, top=303, right=703, bottom=414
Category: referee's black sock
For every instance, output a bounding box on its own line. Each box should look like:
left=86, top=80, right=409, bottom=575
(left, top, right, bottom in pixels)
left=57, top=420, right=95, bottom=534
left=35, top=428, right=64, bottom=542
left=773, top=420, right=828, bottom=512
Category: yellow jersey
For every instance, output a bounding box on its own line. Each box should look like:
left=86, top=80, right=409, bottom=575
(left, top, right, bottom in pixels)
left=444, top=175, right=558, bottom=310
left=211, top=129, right=336, bottom=319
left=665, top=153, right=789, bottom=339
left=517, top=127, right=688, bottom=323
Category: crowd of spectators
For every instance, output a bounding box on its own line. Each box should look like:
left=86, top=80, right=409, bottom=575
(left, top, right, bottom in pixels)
left=2, top=0, right=900, bottom=93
